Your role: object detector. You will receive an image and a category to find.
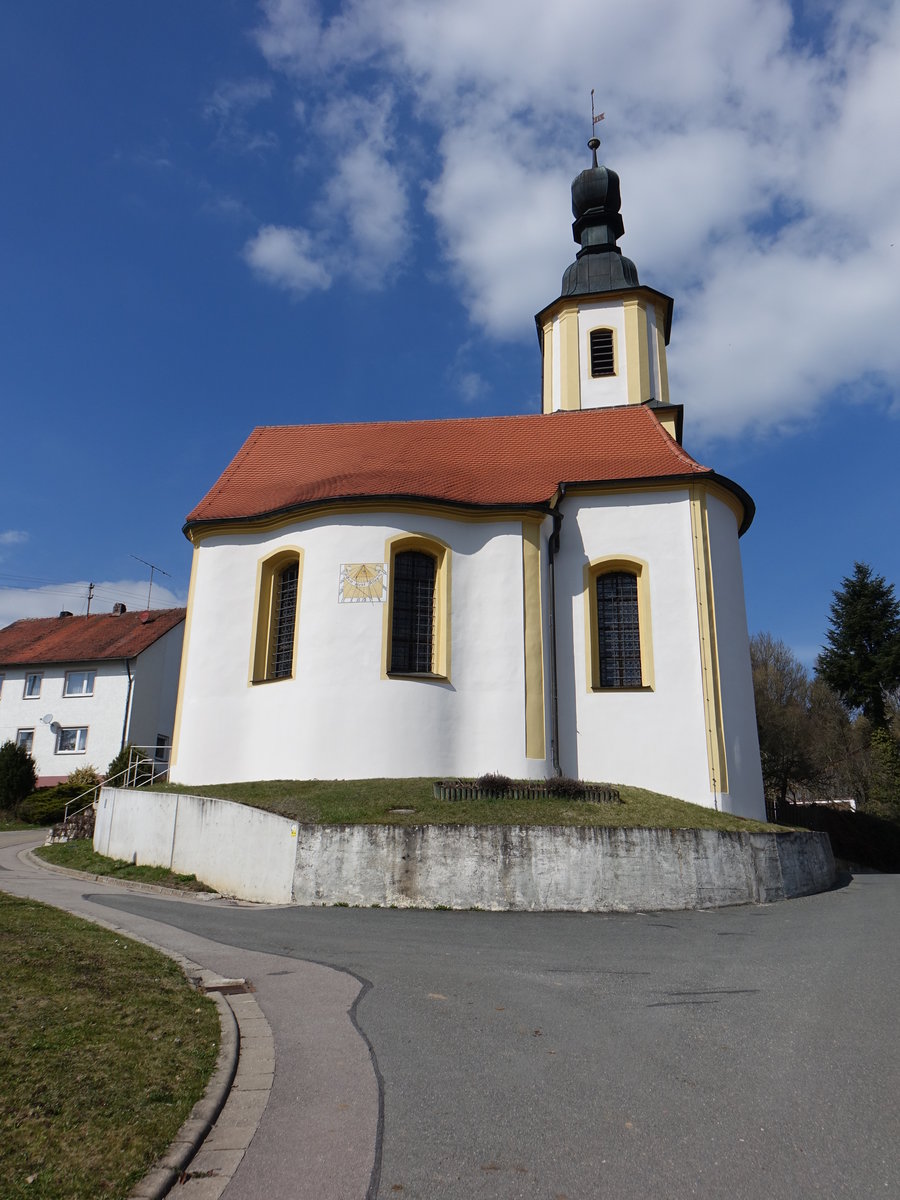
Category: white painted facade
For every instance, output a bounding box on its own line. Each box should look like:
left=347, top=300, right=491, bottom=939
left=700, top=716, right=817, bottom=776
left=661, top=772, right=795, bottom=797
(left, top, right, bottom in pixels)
left=172, top=490, right=765, bottom=818
left=0, top=622, right=185, bottom=784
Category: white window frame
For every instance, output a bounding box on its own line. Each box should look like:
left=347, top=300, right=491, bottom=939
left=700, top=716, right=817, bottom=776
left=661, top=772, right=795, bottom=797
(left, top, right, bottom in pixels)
left=24, top=672, right=43, bottom=699
left=16, top=728, right=34, bottom=753
left=64, top=670, right=96, bottom=697
left=56, top=726, right=88, bottom=754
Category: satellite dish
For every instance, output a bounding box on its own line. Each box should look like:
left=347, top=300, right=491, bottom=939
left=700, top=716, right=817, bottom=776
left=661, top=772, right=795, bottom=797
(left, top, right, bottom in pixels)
left=50, top=722, right=60, bottom=734
left=41, top=713, right=53, bottom=725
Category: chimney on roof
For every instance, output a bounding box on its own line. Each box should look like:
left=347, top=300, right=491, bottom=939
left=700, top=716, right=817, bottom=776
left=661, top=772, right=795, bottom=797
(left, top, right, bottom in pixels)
left=58, top=610, right=73, bottom=618
left=112, top=602, right=127, bottom=615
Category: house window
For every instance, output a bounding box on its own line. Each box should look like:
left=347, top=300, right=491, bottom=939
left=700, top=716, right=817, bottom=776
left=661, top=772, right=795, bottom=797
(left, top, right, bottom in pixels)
left=589, top=328, right=615, bottom=377
left=596, top=572, right=642, bottom=686
left=24, top=673, right=42, bottom=699
left=16, top=729, right=34, bottom=753
left=584, top=557, right=654, bottom=691
left=57, top=726, right=88, bottom=754
left=251, top=548, right=304, bottom=683
left=64, top=670, right=96, bottom=697
left=0, top=673, right=4, bottom=698
left=384, top=535, right=451, bottom=680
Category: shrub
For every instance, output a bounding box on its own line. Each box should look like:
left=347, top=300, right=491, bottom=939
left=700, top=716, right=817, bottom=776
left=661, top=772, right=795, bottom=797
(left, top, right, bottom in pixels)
left=544, top=775, right=587, bottom=800
left=475, top=772, right=513, bottom=797
left=106, top=744, right=155, bottom=786
left=0, top=740, right=37, bottom=811
left=65, top=764, right=102, bottom=791
left=18, top=787, right=70, bottom=826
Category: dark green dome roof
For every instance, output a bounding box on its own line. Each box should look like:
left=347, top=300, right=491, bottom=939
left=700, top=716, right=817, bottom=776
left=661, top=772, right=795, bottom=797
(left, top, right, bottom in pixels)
left=561, top=138, right=639, bottom=296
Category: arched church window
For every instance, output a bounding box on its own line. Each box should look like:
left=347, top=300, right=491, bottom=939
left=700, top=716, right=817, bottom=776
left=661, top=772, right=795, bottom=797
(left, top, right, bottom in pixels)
left=390, top=551, right=437, bottom=673
left=596, top=571, right=641, bottom=686
left=269, top=561, right=299, bottom=679
left=584, top=557, right=653, bottom=691
left=250, top=549, right=303, bottom=683
left=384, top=535, right=451, bottom=680
left=589, top=328, right=615, bottom=377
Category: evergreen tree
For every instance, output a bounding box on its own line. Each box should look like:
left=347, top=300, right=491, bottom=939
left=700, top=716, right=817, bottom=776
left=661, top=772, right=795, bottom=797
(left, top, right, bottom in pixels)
left=816, top=562, right=900, bottom=728
left=0, top=740, right=37, bottom=810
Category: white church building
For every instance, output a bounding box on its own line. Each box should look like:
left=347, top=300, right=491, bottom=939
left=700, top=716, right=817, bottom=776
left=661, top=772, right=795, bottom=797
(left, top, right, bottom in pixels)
left=170, top=141, right=765, bottom=820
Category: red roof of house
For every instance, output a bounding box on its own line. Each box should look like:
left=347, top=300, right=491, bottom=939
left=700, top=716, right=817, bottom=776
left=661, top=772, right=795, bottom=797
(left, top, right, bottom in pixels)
left=185, top=407, right=719, bottom=528
left=0, top=608, right=185, bottom=667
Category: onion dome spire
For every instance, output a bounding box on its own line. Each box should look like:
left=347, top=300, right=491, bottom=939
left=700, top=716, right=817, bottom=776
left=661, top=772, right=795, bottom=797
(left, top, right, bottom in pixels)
left=561, top=137, right=640, bottom=296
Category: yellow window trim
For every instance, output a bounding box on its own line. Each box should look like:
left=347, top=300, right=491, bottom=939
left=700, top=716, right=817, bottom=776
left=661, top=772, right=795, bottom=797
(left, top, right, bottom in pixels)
left=587, top=325, right=618, bottom=378
left=381, top=533, right=451, bottom=682
left=582, top=555, right=655, bottom=692
left=249, top=546, right=304, bottom=685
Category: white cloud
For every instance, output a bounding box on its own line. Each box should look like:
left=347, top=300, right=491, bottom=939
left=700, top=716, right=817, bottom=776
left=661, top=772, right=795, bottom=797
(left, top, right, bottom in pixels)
left=243, top=224, right=332, bottom=295
left=0, top=580, right=186, bottom=629
left=247, top=0, right=900, bottom=438
left=0, top=531, right=28, bottom=546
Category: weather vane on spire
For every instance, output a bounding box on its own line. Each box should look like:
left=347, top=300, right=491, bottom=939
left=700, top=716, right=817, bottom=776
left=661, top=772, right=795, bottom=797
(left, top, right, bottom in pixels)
left=590, top=90, right=604, bottom=166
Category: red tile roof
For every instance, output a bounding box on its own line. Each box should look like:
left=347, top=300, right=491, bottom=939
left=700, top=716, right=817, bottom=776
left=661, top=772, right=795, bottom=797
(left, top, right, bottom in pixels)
left=185, top=407, right=715, bottom=527
left=0, top=608, right=185, bottom=667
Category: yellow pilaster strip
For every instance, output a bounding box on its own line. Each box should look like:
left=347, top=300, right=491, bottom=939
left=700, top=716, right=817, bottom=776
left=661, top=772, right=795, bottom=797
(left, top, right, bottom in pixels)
left=522, top=520, right=546, bottom=758
left=169, top=544, right=200, bottom=772
left=541, top=317, right=554, bottom=413
left=558, top=308, right=580, bottom=411
left=623, top=299, right=642, bottom=405
left=689, top=486, right=728, bottom=798
left=655, top=305, right=670, bottom=404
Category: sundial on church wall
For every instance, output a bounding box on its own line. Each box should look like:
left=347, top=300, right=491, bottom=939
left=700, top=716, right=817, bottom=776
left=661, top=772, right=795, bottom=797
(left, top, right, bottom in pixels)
left=338, top=563, right=387, bottom=603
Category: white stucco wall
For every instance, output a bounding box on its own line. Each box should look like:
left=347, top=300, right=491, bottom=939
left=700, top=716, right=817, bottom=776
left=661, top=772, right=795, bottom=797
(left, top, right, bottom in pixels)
left=575, top=301, right=629, bottom=408
left=128, top=622, right=185, bottom=750
left=556, top=490, right=715, bottom=804
left=172, top=512, right=551, bottom=786
left=0, top=662, right=131, bottom=782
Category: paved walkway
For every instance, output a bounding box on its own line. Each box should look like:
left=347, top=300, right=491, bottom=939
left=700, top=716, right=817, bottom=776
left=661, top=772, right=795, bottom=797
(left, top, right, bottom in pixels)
left=0, top=832, right=381, bottom=1200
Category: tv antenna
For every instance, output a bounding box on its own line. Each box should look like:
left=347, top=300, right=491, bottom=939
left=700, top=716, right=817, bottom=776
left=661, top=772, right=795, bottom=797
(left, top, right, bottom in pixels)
left=129, top=554, right=172, bottom=609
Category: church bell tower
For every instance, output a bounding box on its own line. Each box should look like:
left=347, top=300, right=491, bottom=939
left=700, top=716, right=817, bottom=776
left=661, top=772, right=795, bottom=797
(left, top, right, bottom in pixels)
left=536, top=139, right=676, bottom=431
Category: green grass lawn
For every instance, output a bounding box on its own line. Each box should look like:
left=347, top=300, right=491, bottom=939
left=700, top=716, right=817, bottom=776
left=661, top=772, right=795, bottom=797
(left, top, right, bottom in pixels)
left=154, top=777, right=778, bottom=833
left=35, top=841, right=215, bottom=892
left=0, top=893, right=220, bottom=1200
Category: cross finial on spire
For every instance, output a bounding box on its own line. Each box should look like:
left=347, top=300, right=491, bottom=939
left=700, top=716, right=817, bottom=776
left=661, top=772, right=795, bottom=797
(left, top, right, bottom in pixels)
left=590, top=90, right=604, bottom=167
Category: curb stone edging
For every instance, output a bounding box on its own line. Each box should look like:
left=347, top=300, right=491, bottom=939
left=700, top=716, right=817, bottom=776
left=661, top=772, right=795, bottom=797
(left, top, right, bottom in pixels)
left=19, top=845, right=275, bottom=1200
left=128, top=992, right=239, bottom=1200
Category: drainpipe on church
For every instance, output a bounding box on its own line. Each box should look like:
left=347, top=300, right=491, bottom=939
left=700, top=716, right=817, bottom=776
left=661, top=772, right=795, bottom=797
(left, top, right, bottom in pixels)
left=547, top=485, right=566, bottom=777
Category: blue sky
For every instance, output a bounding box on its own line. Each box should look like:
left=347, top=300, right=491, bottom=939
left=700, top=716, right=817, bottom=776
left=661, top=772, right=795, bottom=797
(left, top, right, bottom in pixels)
left=1, top=0, right=898, bottom=666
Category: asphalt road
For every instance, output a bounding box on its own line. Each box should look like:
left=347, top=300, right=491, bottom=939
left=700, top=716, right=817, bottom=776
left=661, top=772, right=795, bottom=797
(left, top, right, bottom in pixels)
left=3, top=833, right=898, bottom=1200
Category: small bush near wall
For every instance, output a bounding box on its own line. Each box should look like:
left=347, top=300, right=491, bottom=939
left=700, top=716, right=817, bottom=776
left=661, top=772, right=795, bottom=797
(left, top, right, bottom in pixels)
left=436, top=777, right=621, bottom=804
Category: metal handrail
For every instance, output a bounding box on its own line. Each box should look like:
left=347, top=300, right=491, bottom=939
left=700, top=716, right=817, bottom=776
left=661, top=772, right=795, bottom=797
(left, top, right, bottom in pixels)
left=61, top=744, right=171, bottom=823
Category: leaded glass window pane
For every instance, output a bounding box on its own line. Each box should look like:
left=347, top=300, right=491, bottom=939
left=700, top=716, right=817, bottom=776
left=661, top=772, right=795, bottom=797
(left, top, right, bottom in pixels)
left=269, top=561, right=299, bottom=679
left=390, top=551, right=436, bottom=673
left=596, top=571, right=642, bottom=687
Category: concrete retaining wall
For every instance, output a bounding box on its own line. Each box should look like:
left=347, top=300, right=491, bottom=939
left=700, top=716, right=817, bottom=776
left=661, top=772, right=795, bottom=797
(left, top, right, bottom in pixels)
left=95, top=787, right=836, bottom=911
left=94, top=787, right=299, bottom=904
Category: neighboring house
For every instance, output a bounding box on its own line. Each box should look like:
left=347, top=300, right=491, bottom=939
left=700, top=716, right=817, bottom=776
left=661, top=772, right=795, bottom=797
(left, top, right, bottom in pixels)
left=170, top=143, right=766, bottom=820
left=0, top=606, right=185, bottom=786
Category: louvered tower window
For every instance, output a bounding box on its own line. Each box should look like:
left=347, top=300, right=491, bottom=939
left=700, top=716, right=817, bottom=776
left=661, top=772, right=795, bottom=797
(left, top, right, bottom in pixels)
left=596, top=571, right=642, bottom=687
left=590, top=328, right=615, bottom=377
left=269, top=561, right=299, bottom=679
left=390, top=551, right=436, bottom=673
